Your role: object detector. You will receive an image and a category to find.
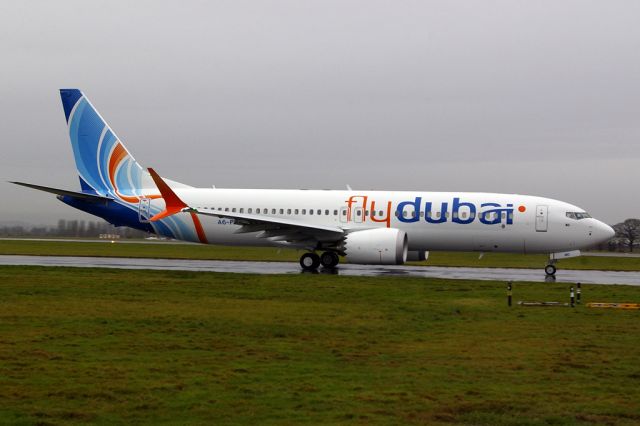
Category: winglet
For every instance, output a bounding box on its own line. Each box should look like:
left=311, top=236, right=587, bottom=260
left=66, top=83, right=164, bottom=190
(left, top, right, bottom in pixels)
left=147, top=168, right=189, bottom=221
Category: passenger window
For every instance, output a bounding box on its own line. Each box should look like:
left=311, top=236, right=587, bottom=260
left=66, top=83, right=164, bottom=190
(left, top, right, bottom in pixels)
left=395, top=211, right=400, bottom=217
left=470, top=212, right=475, bottom=219
left=239, top=208, right=244, bottom=213
left=427, top=211, right=432, bottom=218
left=309, top=210, right=314, bottom=215
left=225, top=207, right=229, bottom=212
left=295, top=209, right=299, bottom=215
left=279, top=209, right=284, bottom=214
left=232, top=208, right=236, bottom=212
left=256, top=208, right=261, bottom=214
left=325, top=210, right=329, bottom=215
left=461, top=212, right=467, bottom=218
left=508, top=213, right=513, bottom=220
left=287, top=209, right=291, bottom=214
left=334, top=210, right=338, bottom=216
left=356, top=210, right=361, bottom=216
left=272, top=209, right=276, bottom=214
left=342, top=210, right=346, bottom=216
left=502, top=212, right=506, bottom=219
left=453, top=212, right=458, bottom=219
left=302, top=209, right=306, bottom=215
left=445, top=212, right=450, bottom=218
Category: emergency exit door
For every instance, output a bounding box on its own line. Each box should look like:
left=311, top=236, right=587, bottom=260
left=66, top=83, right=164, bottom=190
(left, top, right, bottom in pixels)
left=535, top=205, right=548, bottom=232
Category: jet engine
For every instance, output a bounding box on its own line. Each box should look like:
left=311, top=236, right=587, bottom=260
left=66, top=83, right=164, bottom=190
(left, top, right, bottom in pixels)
left=407, top=250, right=429, bottom=262
left=343, top=228, right=408, bottom=265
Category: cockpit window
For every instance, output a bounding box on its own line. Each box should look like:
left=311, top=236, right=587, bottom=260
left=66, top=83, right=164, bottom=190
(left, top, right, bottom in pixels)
left=566, top=212, right=591, bottom=220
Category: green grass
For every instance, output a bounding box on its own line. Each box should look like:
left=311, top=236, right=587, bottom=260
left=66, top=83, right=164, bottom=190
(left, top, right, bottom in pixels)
left=0, top=266, right=639, bottom=425
left=2, top=239, right=640, bottom=271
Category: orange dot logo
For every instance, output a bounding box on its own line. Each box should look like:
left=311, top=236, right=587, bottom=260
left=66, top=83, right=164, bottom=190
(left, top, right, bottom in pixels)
left=518, top=205, right=526, bottom=213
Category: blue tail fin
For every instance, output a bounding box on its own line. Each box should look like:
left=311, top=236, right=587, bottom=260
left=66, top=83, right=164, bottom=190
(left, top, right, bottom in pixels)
left=60, top=89, right=172, bottom=203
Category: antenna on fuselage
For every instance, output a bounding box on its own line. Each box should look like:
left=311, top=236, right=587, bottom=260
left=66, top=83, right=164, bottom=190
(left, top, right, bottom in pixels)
left=346, top=184, right=352, bottom=191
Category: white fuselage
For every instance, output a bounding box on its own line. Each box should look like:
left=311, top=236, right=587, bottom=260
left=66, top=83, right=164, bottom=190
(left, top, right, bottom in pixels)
left=148, top=189, right=613, bottom=254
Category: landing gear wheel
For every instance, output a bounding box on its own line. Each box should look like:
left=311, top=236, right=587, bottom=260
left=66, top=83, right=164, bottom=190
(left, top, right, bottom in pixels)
left=300, top=253, right=320, bottom=271
left=545, top=264, right=557, bottom=276
left=320, top=251, right=340, bottom=269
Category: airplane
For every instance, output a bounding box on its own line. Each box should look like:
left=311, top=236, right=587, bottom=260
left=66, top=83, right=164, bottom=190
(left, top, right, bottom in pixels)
left=12, top=89, right=615, bottom=276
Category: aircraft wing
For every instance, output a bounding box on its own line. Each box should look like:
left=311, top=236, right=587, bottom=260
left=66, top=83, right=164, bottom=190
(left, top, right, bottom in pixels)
left=189, top=208, right=344, bottom=241
left=147, top=168, right=344, bottom=248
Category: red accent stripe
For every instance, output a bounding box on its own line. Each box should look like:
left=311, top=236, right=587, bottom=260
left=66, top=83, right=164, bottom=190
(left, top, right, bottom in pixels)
left=190, top=212, right=208, bottom=244
left=108, top=143, right=127, bottom=185
left=107, top=143, right=142, bottom=203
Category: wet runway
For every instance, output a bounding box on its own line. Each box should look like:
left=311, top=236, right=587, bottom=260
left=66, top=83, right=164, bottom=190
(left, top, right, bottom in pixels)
left=1, top=255, right=640, bottom=285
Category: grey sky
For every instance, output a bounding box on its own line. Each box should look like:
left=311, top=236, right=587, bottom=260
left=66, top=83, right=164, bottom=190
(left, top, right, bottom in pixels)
left=1, top=0, right=639, bottom=225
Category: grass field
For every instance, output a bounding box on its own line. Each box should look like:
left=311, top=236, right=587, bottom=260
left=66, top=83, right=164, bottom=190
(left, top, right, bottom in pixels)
left=0, top=266, right=639, bottom=424
left=2, top=239, right=640, bottom=271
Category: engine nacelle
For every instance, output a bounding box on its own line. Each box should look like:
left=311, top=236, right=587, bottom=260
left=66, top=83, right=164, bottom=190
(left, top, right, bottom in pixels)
left=407, top=250, right=429, bottom=262
left=344, top=228, right=408, bottom=265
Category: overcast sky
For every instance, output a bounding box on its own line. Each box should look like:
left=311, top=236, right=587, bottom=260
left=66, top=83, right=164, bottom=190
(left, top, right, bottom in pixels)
left=1, top=0, right=639, bottom=225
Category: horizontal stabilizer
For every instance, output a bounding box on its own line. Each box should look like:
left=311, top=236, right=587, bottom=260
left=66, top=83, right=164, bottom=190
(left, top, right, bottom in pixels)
left=10, top=181, right=112, bottom=203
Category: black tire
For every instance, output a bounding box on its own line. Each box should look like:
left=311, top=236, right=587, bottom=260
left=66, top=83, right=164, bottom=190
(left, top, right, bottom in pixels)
left=320, top=251, right=340, bottom=269
left=300, top=253, right=320, bottom=270
left=545, top=264, right=557, bottom=276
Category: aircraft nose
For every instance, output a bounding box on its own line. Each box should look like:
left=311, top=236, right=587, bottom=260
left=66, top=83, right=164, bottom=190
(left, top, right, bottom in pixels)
left=594, top=220, right=615, bottom=243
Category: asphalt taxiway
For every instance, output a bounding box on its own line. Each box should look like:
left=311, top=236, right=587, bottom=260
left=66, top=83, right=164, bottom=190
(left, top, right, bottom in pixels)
left=1, top=255, right=639, bottom=285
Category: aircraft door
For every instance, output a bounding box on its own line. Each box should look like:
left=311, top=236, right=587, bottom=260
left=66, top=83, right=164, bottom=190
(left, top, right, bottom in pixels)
left=339, top=207, right=348, bottom=223
left=535, top=205, right=548, bottom=232
left=139, top=198, right=151, bottom=223
left=339, top=206, right=364, bottom=223
left=353, top=207, right=363, bottom=223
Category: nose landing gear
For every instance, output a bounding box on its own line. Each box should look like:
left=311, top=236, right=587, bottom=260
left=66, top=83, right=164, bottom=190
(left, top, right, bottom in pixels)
left=544, top=264, right=557, bottom=276
left=545, top=256, right=558, bottom=276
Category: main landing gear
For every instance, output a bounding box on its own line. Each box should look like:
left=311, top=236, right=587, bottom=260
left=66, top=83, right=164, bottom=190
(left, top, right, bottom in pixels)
left=299, top=251, right=340, bottom=271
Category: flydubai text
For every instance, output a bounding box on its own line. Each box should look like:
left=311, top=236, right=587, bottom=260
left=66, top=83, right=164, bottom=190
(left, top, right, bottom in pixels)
left=345, top=195, right=522, bottom=227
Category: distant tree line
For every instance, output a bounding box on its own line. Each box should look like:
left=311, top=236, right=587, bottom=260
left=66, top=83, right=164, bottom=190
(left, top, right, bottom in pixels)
left=0, top=219, right=149, bottom=239
left=609, top=218, right=640, bottom=252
